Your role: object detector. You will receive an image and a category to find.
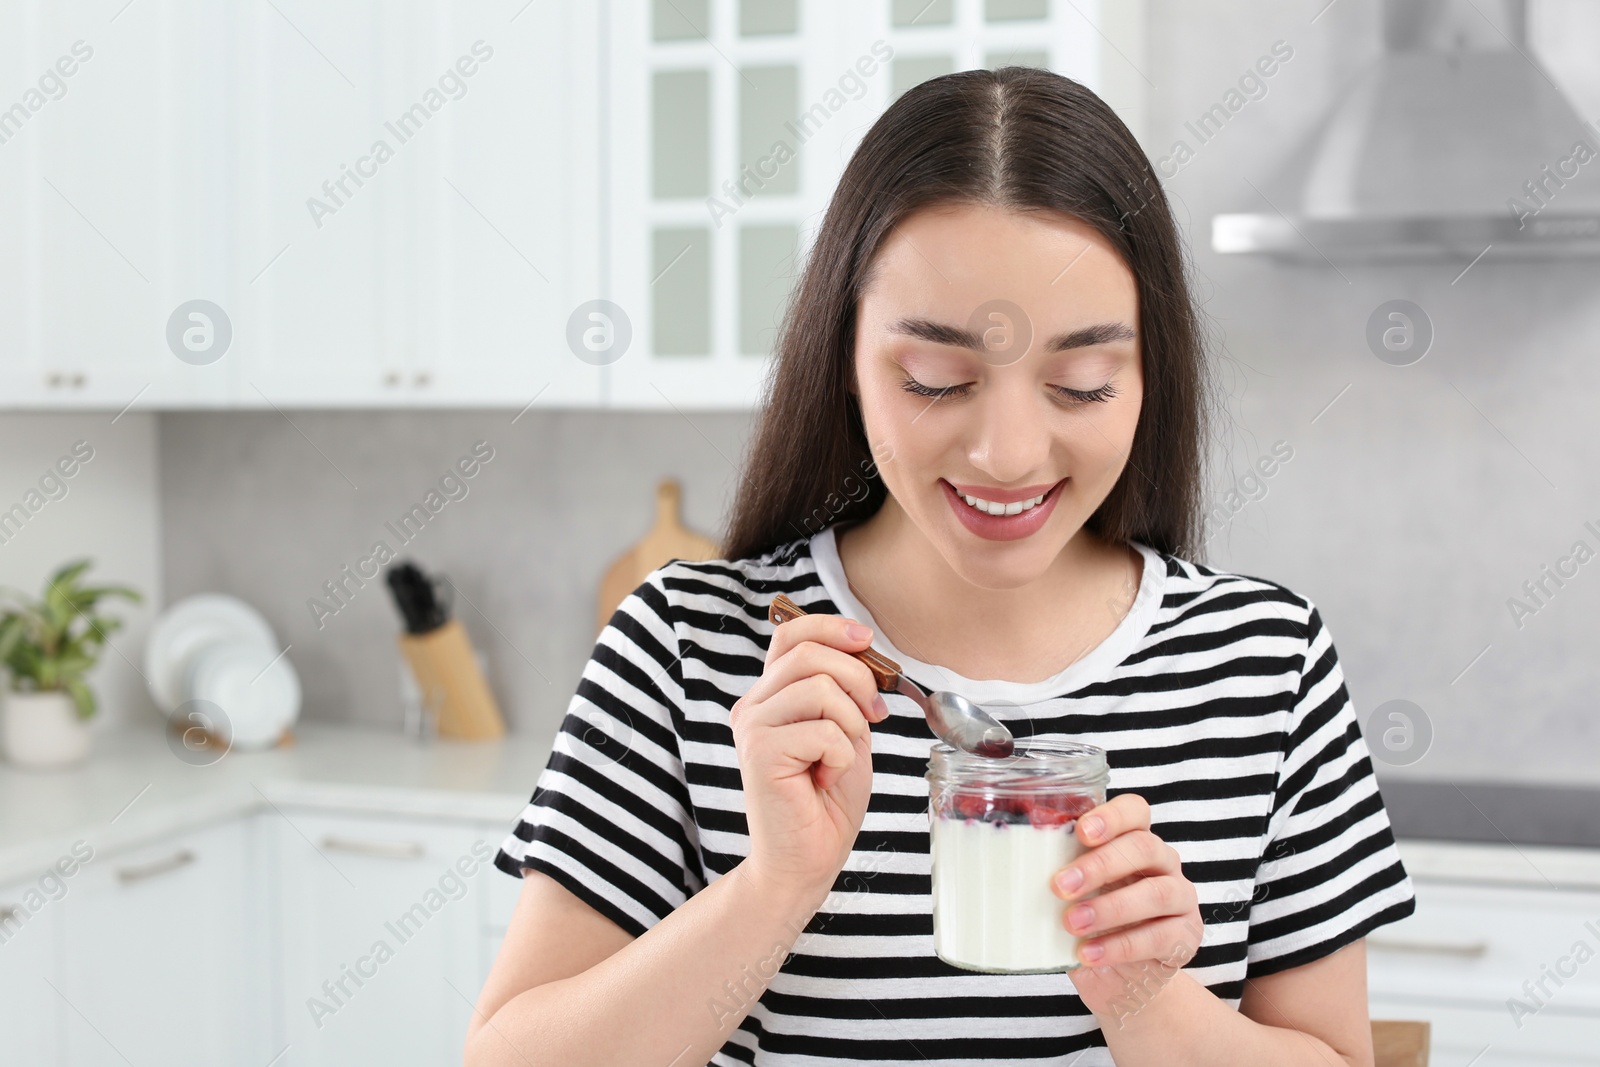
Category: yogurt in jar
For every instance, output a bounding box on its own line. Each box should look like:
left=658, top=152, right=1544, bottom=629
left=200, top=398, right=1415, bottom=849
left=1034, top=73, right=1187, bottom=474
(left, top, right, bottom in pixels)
left=925, top=739, right=1107, bottom=974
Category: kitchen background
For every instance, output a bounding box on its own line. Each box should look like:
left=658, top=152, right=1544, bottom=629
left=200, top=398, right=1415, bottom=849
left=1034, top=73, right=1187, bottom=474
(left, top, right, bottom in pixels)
left=3, top=1, right=1599, bottom=1065
left=4, top=0, right=1598, bottom=777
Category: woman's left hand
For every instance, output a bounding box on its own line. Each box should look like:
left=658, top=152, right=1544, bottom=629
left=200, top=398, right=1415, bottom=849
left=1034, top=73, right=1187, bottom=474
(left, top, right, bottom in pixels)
left=1053, top=793, right=1203, bottom=1022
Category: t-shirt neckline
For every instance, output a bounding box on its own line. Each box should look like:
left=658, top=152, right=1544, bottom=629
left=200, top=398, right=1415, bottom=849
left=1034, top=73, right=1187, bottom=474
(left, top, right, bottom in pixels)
left=807, top=524, right=1166, bottom=707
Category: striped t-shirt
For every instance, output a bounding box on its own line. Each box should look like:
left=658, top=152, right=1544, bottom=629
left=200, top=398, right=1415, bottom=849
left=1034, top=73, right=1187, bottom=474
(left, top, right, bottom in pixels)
left=495, top=522, right=1416, bottom=1065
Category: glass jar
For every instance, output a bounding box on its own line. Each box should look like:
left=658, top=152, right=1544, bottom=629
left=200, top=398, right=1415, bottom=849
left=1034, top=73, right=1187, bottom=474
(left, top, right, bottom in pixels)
left=926, top=737, right=1109, bottom=974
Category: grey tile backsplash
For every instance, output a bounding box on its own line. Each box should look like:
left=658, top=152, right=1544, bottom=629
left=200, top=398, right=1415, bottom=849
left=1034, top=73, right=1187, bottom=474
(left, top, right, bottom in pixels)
left=159, top=410, right=753, bottom=737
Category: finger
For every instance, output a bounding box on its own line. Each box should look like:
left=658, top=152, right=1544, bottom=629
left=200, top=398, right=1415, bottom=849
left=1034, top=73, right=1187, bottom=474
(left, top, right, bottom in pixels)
left=743, top=637, right=887, bottom=724
left=737, top=673, right=873, bottom=748
left=753, top=717, right=856, bottom=791
left=1052, top=829, right=1180, bottom=900
left=1076, top=913, right=1204, bottom=970
left=765, top=612, right=874, bottom=672
left=1075, top=792, right=1151, bottom=848
left=1061, top=874, right=1197, bottom=940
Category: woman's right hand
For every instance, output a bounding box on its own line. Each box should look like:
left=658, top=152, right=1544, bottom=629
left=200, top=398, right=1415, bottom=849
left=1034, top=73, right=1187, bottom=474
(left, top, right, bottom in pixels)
left=729, top=611, right=890, bottom=905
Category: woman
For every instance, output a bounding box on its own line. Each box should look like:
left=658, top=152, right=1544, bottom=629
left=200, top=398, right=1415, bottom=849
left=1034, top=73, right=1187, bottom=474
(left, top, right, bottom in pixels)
left=468, top=66, right=1415, bottom=1066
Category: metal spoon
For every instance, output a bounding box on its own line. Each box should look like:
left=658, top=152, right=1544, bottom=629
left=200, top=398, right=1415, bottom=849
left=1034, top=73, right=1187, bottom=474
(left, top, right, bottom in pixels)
left=769, top=594, right=1015, bottom=758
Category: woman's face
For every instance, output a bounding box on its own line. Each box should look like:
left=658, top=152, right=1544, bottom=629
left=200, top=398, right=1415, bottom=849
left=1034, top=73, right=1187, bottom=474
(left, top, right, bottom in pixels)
left=852, top=201, right=1143, bottom=589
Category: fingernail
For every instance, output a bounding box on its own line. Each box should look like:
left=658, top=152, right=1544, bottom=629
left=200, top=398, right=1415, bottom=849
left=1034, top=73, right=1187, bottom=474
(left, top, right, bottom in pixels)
left=871, top=694, right=889, bottom=719
left=1081, top=816, right=1104, bottom=842
left=1079, top=943, right=1104, bottom=963
left=1068, top=904, right=1094, bottom=932
left=845, top=623, right=873, bottom=641
left=1054, top=867, right=1083, bottom=896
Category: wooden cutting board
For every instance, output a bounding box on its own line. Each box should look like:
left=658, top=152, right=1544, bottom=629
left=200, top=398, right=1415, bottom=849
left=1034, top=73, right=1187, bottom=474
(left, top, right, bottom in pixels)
left=597, top=479, right=721, bottom=635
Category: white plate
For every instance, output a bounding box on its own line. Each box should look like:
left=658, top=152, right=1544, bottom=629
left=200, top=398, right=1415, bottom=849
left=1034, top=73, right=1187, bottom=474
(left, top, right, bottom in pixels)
left=144, top=594, right=278, bottom=716
left=182, top=638, right=301, bottom=749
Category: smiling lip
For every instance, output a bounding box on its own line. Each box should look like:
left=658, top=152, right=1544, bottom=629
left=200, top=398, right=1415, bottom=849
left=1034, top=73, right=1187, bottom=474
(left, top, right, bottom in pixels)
left=946, top=480, right=1062, bottom=505
left=941, top=477, right=1066, bottom=542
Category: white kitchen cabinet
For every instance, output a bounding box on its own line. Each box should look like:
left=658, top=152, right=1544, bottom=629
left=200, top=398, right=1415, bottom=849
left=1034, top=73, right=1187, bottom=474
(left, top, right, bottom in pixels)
left=230, top=1, right=605, bottom=410
left=0, top=0, right=238, bottom=411
left=3, top=0, right=1143, bottom=412
left=399, top=3, right=605, bottom=409
left=230, top=2, right=425, bottom=408
left=269, top=809, right=496, bottom=1067
left=0, top=871, right=62, bottom=1065
left=1367, top=877, right=1600, bottom=1064
left=54, top=818, right=272, bottom=1067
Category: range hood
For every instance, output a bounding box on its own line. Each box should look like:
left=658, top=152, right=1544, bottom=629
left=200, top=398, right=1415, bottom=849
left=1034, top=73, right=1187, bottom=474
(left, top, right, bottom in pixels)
left=1212, top=0, right=1600, bottom=261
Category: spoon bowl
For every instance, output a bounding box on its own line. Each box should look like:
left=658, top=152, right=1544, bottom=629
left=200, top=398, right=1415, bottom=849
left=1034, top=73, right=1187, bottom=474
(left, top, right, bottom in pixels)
left=927, top=688, right=1015, bottom=759
left=768, top=594, right=1015, bottom=759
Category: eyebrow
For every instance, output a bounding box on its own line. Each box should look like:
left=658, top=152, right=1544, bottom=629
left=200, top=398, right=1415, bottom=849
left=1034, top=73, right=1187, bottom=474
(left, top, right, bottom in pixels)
left=888, top=317, right=1137, bottom=353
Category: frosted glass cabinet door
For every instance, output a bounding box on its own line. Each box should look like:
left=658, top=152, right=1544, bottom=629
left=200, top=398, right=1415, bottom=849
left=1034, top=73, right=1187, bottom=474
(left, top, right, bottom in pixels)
left=603, top=0, right=847, bottom=410
left=603, top=0, right=1134, bottom=411
left=0, top=0, right=237, bottom=411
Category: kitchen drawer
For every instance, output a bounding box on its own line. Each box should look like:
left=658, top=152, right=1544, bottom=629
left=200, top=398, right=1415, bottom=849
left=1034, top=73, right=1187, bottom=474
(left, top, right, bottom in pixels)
left=57, top=819, right=273, bottom=1066
left=269, top=810, right=498, bottom=1067
left=1367, top=878, right=1600, bottom=1013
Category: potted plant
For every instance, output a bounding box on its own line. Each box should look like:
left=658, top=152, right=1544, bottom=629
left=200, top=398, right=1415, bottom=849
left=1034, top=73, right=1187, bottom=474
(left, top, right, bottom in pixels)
left=0, top=559, right=142, bottom=768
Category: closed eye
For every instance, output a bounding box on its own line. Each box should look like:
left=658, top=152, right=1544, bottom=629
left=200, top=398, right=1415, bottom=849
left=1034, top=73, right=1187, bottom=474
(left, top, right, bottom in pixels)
left=899, top=375, right=1120, bottom=404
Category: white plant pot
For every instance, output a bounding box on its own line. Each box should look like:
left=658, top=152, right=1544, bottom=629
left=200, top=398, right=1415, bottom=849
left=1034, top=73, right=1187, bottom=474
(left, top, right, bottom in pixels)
left=1, top=689, right=92, bottom=769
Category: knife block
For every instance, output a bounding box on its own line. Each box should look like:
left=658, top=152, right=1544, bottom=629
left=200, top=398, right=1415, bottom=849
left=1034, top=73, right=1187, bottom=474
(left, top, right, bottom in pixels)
left=397, top=619, right=505, bottom=741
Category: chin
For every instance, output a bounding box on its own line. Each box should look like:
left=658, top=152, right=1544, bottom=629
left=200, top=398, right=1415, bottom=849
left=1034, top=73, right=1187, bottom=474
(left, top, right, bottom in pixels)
left=933, top=521, right=1073, bottom=590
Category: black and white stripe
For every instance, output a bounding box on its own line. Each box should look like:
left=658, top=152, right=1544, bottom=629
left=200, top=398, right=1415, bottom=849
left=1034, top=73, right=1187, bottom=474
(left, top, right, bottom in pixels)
left=496, top=524, right=1416, bottom=1065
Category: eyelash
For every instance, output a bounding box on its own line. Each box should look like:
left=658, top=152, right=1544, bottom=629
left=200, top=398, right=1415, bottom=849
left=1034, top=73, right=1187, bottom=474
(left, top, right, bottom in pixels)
left=898, top=375, right=1121, bottom=405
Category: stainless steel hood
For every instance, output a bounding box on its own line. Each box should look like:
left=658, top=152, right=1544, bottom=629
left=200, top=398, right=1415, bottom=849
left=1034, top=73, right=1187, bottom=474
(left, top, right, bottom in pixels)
left=1212, top=0, right=1600, bottom=261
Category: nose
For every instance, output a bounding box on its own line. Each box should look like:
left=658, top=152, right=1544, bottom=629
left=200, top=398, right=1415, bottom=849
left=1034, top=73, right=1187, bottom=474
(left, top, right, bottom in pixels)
left=965, top=374, right=1054, bottom=485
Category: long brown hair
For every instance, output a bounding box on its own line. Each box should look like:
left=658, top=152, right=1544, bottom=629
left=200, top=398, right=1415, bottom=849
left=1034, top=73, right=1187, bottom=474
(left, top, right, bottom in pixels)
left=721, top=66, right=1216, bottom=564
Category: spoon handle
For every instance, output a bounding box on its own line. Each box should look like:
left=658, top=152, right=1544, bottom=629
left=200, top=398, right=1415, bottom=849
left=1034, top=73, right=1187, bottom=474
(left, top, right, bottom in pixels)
left=769, top=594, right=902, bottom=692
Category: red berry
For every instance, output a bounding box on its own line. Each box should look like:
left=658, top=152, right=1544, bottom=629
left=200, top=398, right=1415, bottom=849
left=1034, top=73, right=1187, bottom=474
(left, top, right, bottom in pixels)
left=950, top=793, right=987, bottom=819
left=1026, top=793, right=1098, bottom=828
left=1027, top=805, right=1072, bottom=828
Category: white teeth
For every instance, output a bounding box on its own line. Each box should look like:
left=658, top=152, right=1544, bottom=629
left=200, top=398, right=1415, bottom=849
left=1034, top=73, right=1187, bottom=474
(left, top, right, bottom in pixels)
left=960, top=490, right=1047, bottom=516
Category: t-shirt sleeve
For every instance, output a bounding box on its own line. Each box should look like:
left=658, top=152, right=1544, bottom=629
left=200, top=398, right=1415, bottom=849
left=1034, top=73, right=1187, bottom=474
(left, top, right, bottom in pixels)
left=493, top=568, right=707, bottom=939
left=1245, top=600, right=1417, bottom=978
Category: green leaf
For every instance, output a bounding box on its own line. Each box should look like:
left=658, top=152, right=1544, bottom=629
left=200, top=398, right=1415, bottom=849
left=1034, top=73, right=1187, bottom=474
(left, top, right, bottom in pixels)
left=0, top=561, right=142, bottom=703
left=50, top=650, right=96, bottom=679
left=0, top=615, right=24, bottom=664
left=64, top=677, right=95, bottom=720
left=48, top=558, right=93, bottom=590
left=69, top=585, right=143, bottom=611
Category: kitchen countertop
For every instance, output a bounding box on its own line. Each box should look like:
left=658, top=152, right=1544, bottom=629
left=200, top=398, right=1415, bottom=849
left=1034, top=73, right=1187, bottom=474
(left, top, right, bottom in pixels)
left=3, top=719, right=1600, bottom=893
left=0, top=719, right=547, bottom=886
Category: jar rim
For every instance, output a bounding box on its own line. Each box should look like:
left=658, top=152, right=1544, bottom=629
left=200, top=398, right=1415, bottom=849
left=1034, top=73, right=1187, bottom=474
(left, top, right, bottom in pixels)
left=927, top=736, right=1108, bottom=789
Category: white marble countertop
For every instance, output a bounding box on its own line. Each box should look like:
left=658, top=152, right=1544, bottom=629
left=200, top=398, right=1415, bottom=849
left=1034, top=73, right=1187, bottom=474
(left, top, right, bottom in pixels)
left=0, top=719, right=549, bottom=887
left=4, top=718, right=1599, bottom=893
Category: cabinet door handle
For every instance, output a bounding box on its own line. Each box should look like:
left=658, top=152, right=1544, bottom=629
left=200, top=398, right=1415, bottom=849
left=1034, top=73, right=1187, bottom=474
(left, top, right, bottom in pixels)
left=319, top=836, right=426, bottom=860
left=117, top=849, right=196, bottom=886
left=1368, top=936, right=1490, bottom=959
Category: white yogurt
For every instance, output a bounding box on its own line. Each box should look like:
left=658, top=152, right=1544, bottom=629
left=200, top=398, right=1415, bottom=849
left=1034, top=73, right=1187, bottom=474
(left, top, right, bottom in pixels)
left=931, top=814, right=1088, bottom=973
